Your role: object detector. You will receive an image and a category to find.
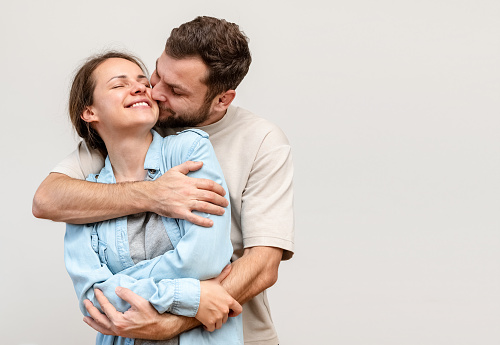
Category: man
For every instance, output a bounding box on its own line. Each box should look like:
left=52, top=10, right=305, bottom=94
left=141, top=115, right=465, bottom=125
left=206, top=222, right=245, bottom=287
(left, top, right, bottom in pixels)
left=33, top=16, right=294, bottom=345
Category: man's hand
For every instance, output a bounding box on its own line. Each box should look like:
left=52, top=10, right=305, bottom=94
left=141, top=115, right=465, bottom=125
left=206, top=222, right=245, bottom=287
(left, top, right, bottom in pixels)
left=196, top=265, right=243, bottom=332
left=83, top=288, right=197, bottom=340
left=147, top=161, right=229, bottom=227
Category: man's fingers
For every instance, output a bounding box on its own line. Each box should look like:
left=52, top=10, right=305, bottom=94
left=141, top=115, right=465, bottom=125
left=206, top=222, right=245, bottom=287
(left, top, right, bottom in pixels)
left=83, top=316, right=116, bottom=336
left=185, top=212, right=214, bottom=227
left=204, top=323, right=215, bottom=332
left=195, top=202, right=225, bottom=216
left=215, top=318, right=223, bottom=330
left=115, top=286, right=148, bottom=310
left=194, top=178, right=227, bottom=198
left=171, top=161, right=203, bottom=175
left=95, top=289, right=120, bottom=321
left=84, top=299, right=113, bottom=329
left=222, top=313, right=229, bottom=325
left=195, top=190, right=228, bottom=208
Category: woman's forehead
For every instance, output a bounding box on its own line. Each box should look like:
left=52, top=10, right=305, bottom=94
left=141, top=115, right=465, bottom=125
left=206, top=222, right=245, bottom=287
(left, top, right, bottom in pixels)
left=94, top=58, right=145, bottom=82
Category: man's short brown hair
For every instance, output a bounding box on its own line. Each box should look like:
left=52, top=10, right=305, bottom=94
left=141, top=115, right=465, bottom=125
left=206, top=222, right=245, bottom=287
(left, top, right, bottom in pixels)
left=165, top=16, right=252, bottom=101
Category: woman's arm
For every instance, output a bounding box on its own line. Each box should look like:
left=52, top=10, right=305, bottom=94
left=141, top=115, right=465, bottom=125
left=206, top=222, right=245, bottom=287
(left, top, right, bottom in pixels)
left=65, top=218, right=237, bottom=325
left=65, top=132, right=237, bottom=328
left=64, top=222, right=199, bottom=317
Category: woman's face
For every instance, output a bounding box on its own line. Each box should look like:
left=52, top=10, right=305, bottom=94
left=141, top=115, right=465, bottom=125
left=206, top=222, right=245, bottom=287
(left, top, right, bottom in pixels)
left=84, top=58, right=159, bottom=136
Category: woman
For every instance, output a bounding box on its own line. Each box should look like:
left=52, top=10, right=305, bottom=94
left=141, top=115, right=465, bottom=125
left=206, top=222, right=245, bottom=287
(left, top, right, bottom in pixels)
left=64, top=51, right=243, bottom=345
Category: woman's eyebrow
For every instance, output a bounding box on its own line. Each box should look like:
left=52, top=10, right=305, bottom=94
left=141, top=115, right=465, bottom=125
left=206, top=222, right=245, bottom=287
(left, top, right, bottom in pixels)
left=107, top=74, right=148, bottom=83
left=107, top=75, right=127, bottom=83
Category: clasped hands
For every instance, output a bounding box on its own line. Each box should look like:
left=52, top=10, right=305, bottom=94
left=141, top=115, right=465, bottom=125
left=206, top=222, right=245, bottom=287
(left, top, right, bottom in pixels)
left=83, top=265, right=241, bottom=340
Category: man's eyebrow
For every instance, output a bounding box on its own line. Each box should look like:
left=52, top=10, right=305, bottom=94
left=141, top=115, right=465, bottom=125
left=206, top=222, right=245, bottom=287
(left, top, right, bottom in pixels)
left=155, top=59, right=188, bottom=93
left=167, top=82, right=188, bottom=93
left=154, top=59, right=159, bottom=77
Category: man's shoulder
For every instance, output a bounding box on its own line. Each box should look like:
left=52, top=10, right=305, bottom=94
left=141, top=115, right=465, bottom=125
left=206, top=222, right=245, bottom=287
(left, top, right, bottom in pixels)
left=229, top=106, right=288, bottom=141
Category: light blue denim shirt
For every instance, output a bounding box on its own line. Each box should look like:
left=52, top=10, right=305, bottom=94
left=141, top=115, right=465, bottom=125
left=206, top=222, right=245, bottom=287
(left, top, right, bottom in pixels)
left=65, top=129, right=243, bottom=345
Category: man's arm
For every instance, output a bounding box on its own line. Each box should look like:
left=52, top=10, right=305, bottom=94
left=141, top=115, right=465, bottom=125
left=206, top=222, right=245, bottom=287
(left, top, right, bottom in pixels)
left=220, top=246, right=282, bottom=305
left=32, top=161, right=228, bottom=226
left=84, top=265, right=244, bottom=339
left=82, top=245, right=282, bottom=340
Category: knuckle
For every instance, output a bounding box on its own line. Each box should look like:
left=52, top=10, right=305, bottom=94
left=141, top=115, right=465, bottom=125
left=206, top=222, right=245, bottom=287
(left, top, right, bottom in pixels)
left=114, top=320, right=126, bottom=332
left=197, top=201, right=209, bottom=212
left=205, top=192, right=216, bottom=203
left=208, top=180, right=216, bottom=188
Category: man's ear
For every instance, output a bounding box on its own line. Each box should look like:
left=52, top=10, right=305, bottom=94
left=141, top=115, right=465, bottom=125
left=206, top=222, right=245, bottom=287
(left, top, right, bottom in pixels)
left=81, top=106, right=97, bottom=123
left=213, top=90, right=236, bottom=112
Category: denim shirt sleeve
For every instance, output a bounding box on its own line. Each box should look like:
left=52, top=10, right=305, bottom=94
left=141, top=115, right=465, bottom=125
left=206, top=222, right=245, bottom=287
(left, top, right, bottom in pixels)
left=64, top=131, right=232, bottom=318
left=64, top=222, right=200, bottom=317
left=120, top=132, right=233, bottom=315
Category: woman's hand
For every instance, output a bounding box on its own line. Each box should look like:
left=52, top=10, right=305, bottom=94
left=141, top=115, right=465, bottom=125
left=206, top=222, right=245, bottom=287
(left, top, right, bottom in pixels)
left=196, top=265, right=242, bottom=332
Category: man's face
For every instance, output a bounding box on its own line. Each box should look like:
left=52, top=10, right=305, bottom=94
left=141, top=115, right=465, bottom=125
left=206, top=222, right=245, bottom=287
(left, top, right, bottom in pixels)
left=150, top=52, right=213, bottom=128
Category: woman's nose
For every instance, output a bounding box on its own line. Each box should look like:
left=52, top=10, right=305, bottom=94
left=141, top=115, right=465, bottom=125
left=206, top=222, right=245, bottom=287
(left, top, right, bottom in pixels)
left=132, top=82, right=147, bottom=94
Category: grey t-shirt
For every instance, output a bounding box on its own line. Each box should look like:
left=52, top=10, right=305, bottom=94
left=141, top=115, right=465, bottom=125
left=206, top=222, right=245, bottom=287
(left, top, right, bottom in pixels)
left=128, top=174, right=178, bottom=345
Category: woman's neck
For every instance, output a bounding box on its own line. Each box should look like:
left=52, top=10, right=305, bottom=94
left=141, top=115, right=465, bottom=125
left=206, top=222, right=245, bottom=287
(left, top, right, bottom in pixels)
left=104, top=130, right=153, bottom=183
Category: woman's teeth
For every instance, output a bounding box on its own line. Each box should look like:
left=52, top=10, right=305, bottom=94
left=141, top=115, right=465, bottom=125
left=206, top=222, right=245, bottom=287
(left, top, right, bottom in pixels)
left=131, top=102, right=148, bottom=107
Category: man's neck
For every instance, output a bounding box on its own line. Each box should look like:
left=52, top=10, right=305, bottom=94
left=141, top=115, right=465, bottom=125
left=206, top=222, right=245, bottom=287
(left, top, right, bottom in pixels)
left=197, top=108, right=227, bottom=127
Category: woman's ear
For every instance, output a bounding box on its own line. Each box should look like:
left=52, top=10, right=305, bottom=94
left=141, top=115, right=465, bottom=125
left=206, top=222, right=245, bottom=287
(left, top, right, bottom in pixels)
left=81, top=106, right=97, bottom=123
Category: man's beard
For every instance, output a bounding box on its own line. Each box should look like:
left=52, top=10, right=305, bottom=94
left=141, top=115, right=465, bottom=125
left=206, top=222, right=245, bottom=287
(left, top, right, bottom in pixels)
left=156, top=100, right=212, bottom=129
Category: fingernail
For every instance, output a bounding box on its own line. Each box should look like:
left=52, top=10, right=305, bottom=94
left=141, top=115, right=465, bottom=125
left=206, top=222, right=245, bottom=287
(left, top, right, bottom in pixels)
left=116, top=286, right=122, bottom=293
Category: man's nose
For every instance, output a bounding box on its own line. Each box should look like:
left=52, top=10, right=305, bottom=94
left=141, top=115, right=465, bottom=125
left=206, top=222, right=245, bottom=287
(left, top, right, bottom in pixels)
left=151, top=84, right=167, bottom=102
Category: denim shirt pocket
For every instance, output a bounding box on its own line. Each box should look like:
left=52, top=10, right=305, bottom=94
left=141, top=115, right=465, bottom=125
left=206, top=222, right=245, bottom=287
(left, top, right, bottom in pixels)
left=90, top=228, right=108, bottom=266
left=98, top=241, right=108, bottom=265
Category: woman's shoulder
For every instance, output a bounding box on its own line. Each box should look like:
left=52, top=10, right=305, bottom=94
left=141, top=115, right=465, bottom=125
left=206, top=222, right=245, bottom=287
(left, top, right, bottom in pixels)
left=160, top=129, right=210, bottom=153
left=171, top=128, right=209, bottom=141
left=157, top=129, right=214, bottom=171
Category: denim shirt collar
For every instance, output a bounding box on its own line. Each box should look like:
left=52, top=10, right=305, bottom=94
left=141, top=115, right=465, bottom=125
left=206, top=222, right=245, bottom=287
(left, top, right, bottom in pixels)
left=143, top=129, right=163, bottom=172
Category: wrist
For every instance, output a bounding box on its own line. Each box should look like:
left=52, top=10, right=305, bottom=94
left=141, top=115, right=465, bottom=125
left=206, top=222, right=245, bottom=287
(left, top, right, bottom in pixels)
left=157, top=314, right=200, bottom=340
left=130, top=180, right=154, bottom=214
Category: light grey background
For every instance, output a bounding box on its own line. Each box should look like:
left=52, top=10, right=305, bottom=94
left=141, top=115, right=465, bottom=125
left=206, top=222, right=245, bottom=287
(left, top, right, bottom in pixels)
left=1, top=0, right=499, bottom=344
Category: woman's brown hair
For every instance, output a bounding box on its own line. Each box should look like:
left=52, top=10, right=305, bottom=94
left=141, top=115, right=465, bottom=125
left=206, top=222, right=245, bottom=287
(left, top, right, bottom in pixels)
left=68, top=51, right=148, bottom=157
